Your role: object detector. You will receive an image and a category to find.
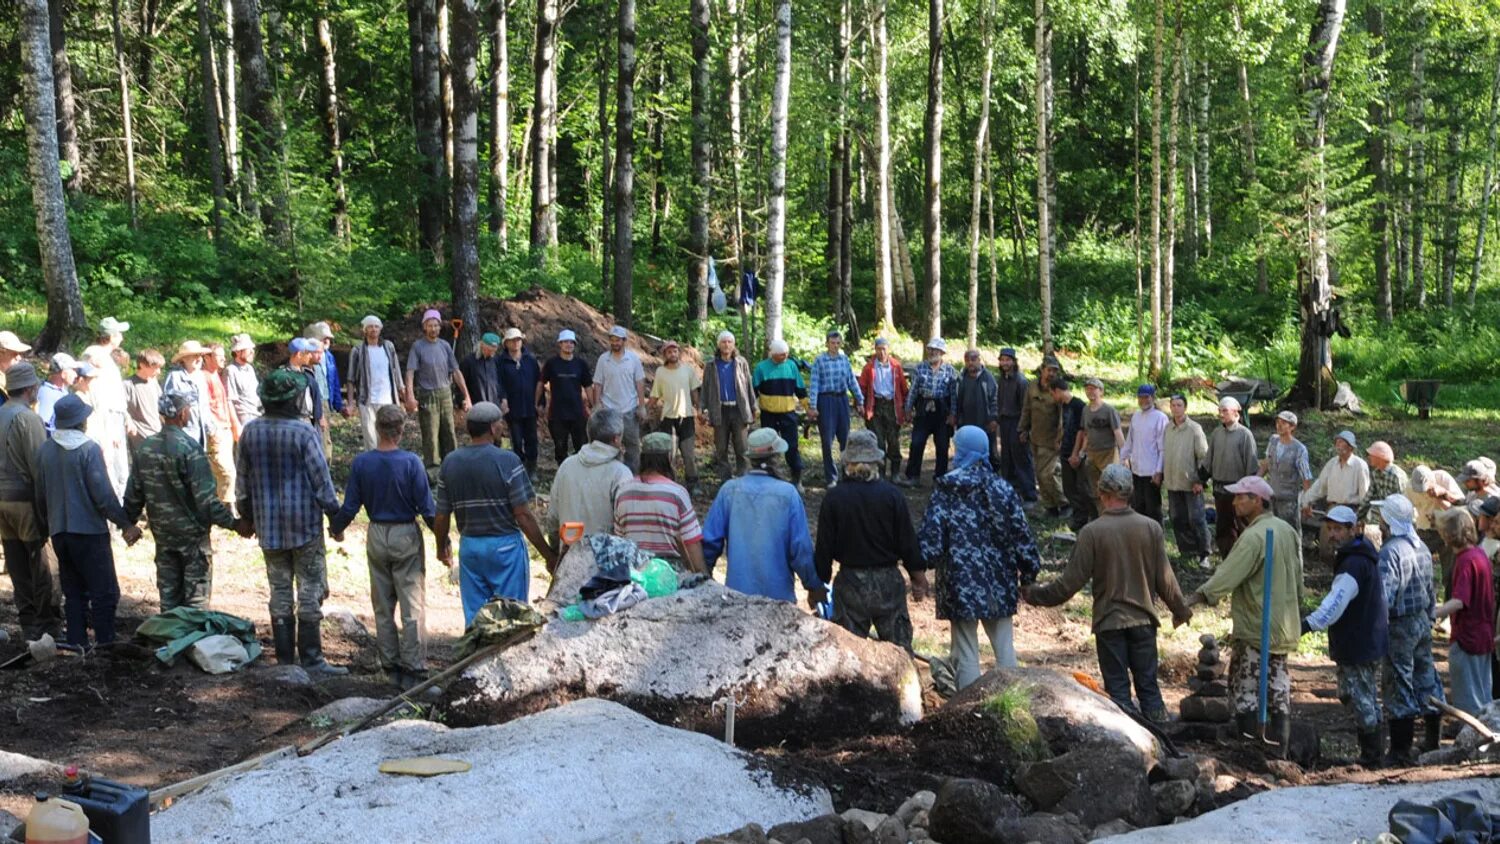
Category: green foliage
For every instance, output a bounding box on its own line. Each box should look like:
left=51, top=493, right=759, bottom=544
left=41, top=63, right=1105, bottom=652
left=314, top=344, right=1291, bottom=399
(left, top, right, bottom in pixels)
left=981, top=683, right=1050, bottom=762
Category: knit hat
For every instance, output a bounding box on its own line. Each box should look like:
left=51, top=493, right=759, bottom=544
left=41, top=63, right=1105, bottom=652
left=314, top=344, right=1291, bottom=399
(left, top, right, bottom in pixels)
left=841, top=430, right=884, bottom=465
left=422, top=309, right=442, bottom=324
left=158, top=391, right=193, bottom=418
left=769, top=339, right=789, bottom=356
left=52, top=395, right=92, bottom=430
left=2, top=362, right=39, bottom=392
left=259, top=368, right=308, bottom=404
left=1325, top=505, right=1359, bottom=526
left=641, top=432, right=675, bottom=455
left=826, top=329, right=842, bottom=340
left=746, top=427, right=788, bottom=458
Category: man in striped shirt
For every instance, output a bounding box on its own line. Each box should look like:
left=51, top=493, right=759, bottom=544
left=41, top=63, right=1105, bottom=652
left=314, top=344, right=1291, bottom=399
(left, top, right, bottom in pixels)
left=753, top=339, right=807, bottom=489
left=807, top=330, right=864, bottom=487
left=614, top=432, right=705, bottom=573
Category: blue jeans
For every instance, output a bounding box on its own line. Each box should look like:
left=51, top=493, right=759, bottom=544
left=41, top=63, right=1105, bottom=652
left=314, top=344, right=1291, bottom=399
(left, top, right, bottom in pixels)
left=1384, top=612, right=1446, bottom=719
left=53, top=532, right=119, bottom=647
left=458, top=532, right=530, bottom=625
left=1096, top=624, right=1164, bottom=715
left=998, top=417, right=1037, bottom=501
left=761, top=411, right=803, bottom=480
left=1449, top=642, right=1494, bottom=716
left=905, top=411, right=951, bottom=481
left=816, top=394, right=851, bottom=481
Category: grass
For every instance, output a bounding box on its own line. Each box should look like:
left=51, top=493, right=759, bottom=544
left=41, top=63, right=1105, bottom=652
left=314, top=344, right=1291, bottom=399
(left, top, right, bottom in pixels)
left=981, top=683, right=1050, bottom=762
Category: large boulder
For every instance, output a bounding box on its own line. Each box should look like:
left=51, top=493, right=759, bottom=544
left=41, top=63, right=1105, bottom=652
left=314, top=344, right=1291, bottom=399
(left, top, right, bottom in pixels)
left=153, top=699, right=833, bottom=844
left=446, top=581, right=922, bottom=745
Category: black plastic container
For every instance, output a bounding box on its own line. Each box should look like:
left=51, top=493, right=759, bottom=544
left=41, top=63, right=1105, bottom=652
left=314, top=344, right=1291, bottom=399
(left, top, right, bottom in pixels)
left=60, top=771, right=149, bottom=844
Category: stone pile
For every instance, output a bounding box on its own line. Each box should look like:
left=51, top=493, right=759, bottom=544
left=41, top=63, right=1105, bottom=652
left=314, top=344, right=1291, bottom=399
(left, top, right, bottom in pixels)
left=1178, top=633, right=1231, bottom=724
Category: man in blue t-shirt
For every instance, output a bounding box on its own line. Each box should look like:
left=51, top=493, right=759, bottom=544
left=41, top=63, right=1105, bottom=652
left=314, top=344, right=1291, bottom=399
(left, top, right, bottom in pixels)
left=539, top=329, right=593, bottom=464
left=330, top=404, right=436, bottom=690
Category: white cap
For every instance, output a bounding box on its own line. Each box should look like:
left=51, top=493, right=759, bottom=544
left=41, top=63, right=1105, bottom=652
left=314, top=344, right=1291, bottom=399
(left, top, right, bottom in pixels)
left=769, top=339, right=790, bottom=355
left=50, top=353, right=78, bottom=373
left=557, top=329, right=577, bottom=343
left=1218, top=397, right=1241, bottom=411
left=0, top=331, right=31, bottom=353
left=360, top=315, right=383, bottom=329
left=609, top=326, right=629, bottom=339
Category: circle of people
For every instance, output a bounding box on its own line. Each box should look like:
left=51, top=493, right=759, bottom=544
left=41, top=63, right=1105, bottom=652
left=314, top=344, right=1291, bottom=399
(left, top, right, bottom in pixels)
left=0, top=321, right=1496, bottom=756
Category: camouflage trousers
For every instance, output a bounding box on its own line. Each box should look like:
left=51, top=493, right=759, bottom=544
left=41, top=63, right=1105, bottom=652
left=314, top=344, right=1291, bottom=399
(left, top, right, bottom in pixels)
left=264, top=540, right=329, bottom=622
left=1229, top=642, right=1291, bottom=717
left=831, top=566, right=913, bottom=650
left=156, top=537, right=214, bottom=613
left=1383, top=611, right=1445, bottom=719
left=1336, top=661, right=1381, bottom=730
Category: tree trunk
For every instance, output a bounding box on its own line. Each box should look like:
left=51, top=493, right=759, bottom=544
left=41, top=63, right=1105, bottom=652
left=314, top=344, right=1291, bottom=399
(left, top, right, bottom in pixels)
left=110, top=0, right=139, bottom=229
left=487, top=0, right=509, bottom=243
left=49, top=0, right=81, bottom=193
left=894, top=208, right=919, bottom=319
left=439, top=0, right=454, bottom=179
left=727, top=0, right=745, bottom=275
left=763, top=0, right=791, bottom=343
left=1148, top=0, right=1163, bottom=376
left=597, top=29, right=612, bottom=290
left=195, top=0, right=227, bottom=244
left=1409, top=35, right=1427, bottom=309
left=1472, top=50, right=1500, bottom=306
left=1366, top=5, right=1391, bottom=323
left=872, top=0, right=894, bottom=330
left=231, top=0, right=291, bottom=246
left=1134, top=55, right=1144, bottom=373
left=316, top=17, right=350, bottom=242
left=22, top=0, right=84, bottom=352
left=648, top=61, right=668, bottom=257
left=688, top=0, right=711, bottom=330
left=1440, top=118, right=1461, bottom=308
left=221, top=0, right=239, bottom=186
left=1034, top=0, right=1053, bottom=352
left=923, top=0, right=944, bottom=342
left=1290, top=0, right=1347, bottom=410
left=1230, top=4, right=1266, bottom=294
left=986, top=150, right=999, bottom=323
left=1195, top=58, right=1211, bottom=257
left=613, top=0, right=637, bottom=327
left=1182, top=56, right=1198, bottom=266
left=826, top=3, right=846, bottom=328
left=450, top=0, right=482, bottom=355
left=410, top=0, right=448, bottom=259
left=965, top=0, right=993, bottom=349
left=1164, top=27, right=1183, bottom=375
left=528, top=0, right=557, bottom=251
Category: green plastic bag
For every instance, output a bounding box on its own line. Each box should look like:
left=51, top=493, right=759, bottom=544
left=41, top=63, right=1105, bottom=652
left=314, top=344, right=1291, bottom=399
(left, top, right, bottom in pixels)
left=632, top=558, right=679, bottom=598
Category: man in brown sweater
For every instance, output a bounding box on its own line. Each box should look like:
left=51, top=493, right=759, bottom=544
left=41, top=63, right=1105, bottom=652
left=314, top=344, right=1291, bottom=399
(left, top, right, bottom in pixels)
left=1025, top=463, right=1192, bottom=722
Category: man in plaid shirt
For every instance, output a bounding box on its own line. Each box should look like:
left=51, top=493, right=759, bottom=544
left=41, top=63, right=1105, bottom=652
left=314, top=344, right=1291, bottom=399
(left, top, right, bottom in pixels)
left=1362, top=441, right=1408, bottom=539
left=236, top=368, right=345, bottom=677
left=899, top=338, right=958, bottom=488
left=807, top=330, right=865, bottom=487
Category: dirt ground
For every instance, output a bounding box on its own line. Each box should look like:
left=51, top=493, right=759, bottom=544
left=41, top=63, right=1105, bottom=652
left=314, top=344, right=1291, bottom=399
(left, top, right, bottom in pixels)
left=1, top=392, right=1494, bottom=824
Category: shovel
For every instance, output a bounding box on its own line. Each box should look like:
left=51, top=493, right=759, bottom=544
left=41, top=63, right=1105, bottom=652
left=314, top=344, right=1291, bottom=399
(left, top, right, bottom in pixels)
left=1428, top=696, right=1500, bottom=754
left=1255, top=527, right=1280, bottom=749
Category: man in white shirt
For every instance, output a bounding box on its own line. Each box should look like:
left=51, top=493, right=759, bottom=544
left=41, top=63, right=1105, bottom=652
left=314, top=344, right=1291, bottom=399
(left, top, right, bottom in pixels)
left=1119, top=384, right=1169, bottom=524
left=591, top=325, right=646, bottom=472
left=1302, top=430, right=1371, bottom=563
left=80, top=316, right=132, bottom=499
left=347, top=315, right=405, bottom=451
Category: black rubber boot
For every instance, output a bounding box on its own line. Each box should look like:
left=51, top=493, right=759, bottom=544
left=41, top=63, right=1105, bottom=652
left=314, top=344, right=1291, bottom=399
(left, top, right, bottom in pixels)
left=1357, top=728, right=1384, bottom=768
left=1422, top=714, right=1442, bottom=752
left=297, top=618, right=349, bottom=677
left=1270, top=713, right=1292, bottom=760
left=271, top=616, right=297, bottom=665
left=1386, top=717, right=1415, bottom=766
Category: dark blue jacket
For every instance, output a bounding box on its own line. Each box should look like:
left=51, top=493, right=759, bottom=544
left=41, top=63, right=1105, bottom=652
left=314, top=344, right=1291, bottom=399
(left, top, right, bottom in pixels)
left=1330, top=536, right=1389, bottom=665
left=497, top=350, right=542, bottom=420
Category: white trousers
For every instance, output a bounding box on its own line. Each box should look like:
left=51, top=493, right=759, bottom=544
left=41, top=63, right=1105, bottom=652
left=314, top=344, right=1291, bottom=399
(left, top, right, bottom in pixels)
left=951, top=615, right=1017, bottom=689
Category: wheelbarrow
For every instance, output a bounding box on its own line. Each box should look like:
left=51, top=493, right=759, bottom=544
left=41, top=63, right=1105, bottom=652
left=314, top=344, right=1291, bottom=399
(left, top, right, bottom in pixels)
left=1394, top=379, right=1441, bottom=420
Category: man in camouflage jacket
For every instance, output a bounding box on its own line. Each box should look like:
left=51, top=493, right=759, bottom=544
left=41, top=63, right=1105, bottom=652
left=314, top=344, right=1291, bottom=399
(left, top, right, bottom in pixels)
left=124, top=391, right=239, bottom=611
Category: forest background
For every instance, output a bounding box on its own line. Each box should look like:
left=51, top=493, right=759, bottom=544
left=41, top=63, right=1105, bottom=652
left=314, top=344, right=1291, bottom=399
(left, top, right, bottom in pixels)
left=2, top=0, right=1498, bottom=415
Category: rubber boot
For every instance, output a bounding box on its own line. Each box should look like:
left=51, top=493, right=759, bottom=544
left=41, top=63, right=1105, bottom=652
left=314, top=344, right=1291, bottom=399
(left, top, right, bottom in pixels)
left=297, top=618, right=349, bottom=677
left=1422, top=714, right=1442, bottom=753
left=1234, top=711, right=1258, bottom=740
left=1386, top=717, right=1415, bottom=766
left=1357, top=728, right=1384, bottom=768
left=271, top=616, right=297, bottom=665
left=1270, top=713, right=1292, bottom=760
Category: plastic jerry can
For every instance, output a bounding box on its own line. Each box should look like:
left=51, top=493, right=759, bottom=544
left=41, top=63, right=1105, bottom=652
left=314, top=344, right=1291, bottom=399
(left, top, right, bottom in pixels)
left=24, top=794, right=89, bottom=844
left=60, top=769, right=150, bottom=844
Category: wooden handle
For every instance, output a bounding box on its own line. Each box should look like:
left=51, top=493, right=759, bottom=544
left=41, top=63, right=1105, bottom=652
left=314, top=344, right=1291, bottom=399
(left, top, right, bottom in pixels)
left=1428, top=696, right=1499, bottom=741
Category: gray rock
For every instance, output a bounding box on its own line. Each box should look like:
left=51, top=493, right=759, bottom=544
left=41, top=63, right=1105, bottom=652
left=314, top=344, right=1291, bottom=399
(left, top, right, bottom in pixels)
left=0, top=809, right=21, bottom=840
left=1288, top=721, right=1320, bottom=768
left=1150, top=780, right=1196, bottom=818
left=841, top=817, right=875, bottom=844
left=1017, top=743, right=1157, bottom=828
left=1263, top=760, right=1305, bottom=785
left=322, top=607, right=376, bottom=643
left=1152, top=753, right=1215, bottom=784
left=841, top=809, right=887, bottom=832
left=1178, top=696, right=1232, bottom=723
left=307, top=697, right=391, bottom=725
left=894, top=791, right=937, bottom=826
left=928, top=778, right=1025, bottom=844
left=993, top=813, right=1088, bottom=844
left=872, top=816, right=907, bottom=844
left=260, top=664, right=313, bottom=687
left=1015, top=758, right=1074, bottom=809
left=1089, top=819, right=1136, bottom=840
left=1455, top=700, right=1500, bottom=750
left=1417, top=746, right=1471, bottom=766
left=698, top=824, right=770, bottom=844
left=766, top=815, right=845, bottom=844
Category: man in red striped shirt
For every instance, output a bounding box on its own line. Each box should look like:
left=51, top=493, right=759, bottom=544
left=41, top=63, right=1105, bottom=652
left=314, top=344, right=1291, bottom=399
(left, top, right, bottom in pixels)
left=614, top=432, right=706, bottom=573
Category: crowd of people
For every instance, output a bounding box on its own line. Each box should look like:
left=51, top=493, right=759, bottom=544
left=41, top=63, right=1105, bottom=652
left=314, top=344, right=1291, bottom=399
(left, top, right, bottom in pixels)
left=0, top=317, right=1497, bottom=767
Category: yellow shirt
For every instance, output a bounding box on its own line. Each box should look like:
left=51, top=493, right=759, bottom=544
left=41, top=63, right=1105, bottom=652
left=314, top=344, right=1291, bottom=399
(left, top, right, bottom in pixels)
left=650, top=364, right=702, bottom=420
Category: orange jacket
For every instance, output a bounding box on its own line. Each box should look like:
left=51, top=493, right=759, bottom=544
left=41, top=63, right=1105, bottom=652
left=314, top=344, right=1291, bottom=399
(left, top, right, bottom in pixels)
left=859, top=356, right=909, bottom=425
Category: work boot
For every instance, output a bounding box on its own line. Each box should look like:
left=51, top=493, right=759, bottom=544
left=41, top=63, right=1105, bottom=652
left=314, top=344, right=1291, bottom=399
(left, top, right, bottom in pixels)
left=297, top=619, right=349, bottom=677
left=1422, top=714, right=1442, bottom=753
left=271, top=616, right=296, bottom=665
left=1386, top=717, right=1415, bottom=766
left=1270, top=713, right=1292, bottom=760
left=1357, top=728, right=1384, bottom=768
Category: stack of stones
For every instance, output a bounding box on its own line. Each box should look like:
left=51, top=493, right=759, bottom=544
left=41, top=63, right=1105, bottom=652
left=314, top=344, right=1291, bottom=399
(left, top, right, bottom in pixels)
left=1178, top=633, right=1231, bottom=723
